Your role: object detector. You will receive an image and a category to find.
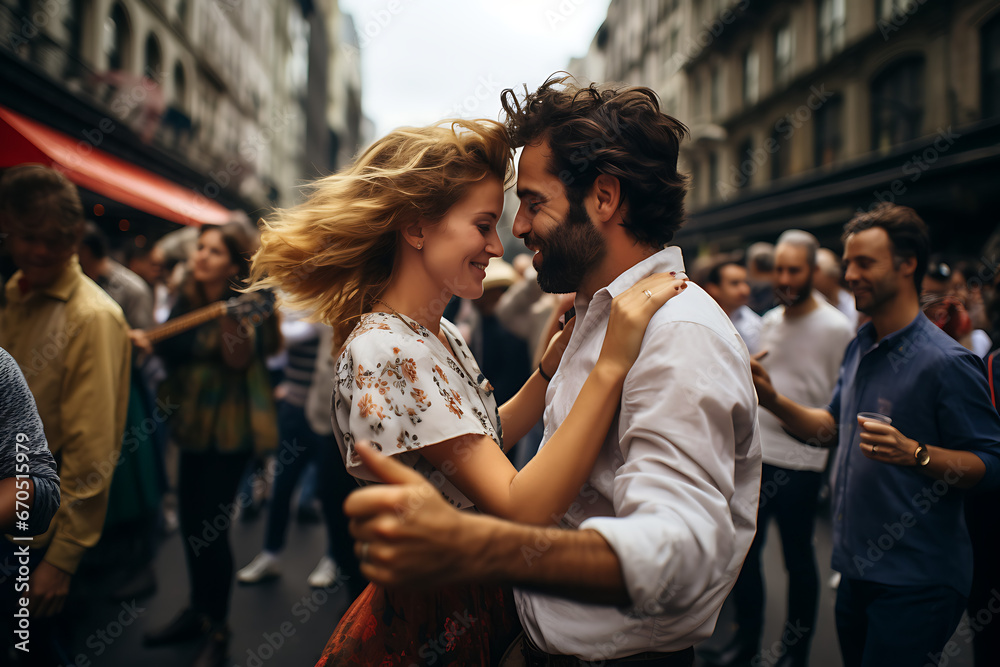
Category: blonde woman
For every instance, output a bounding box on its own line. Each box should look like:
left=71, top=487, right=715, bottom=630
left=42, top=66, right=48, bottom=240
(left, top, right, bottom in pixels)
left=250, top=119, right=685, bottom=665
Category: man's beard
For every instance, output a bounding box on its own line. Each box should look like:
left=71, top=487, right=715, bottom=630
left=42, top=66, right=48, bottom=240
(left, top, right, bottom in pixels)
left=776, top=275, right=813, bottom=307
left=530, top=197, right=607, bottom=294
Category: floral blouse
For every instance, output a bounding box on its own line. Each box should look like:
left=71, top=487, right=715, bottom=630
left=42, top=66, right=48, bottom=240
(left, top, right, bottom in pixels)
left=332, top=311, right=503, bottom=509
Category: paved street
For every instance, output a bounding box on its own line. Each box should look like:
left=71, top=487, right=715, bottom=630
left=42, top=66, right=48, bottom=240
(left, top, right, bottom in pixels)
left=73, top=508, right=354, bottom=667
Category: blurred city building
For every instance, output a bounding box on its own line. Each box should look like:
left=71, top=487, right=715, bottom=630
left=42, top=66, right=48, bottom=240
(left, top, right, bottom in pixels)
left=0, top=0, right=366, bottom=249
left=569, top=0, right=1000, bottom=254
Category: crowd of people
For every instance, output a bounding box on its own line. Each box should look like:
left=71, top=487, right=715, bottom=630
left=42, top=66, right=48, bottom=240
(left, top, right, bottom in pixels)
left=1, top=73, right=999, bottom=667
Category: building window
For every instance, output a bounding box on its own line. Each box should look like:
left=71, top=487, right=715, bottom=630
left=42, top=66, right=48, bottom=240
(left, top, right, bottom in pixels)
left=774, top=21, right=793, bottom=88
left=743, top=48, right=759, bottom=106
left=711, top=65, right=722, bottom=117
left=814, top=94, right=844, bottom=167
left=770, top=122, right=792, bottom=180
left=62, top=0, right=84, bottom=76
left=737, top=137, right=754, bottom=189
left=818, top=0, right=846, bottom=62
left=693, top=75, right=703, bottom=118
left=708, top=151, right=719, bottom=202
left=103, top=3, right=129, bottom=71
left=984, top=14, right=1000, bottom=119
left=144, top=33, right=161, bottom=80
left=871, top=57, right=925, bottom=150
left=878, top=0, right=919, bottom=20
left=173, top=61, right=186, bottom=107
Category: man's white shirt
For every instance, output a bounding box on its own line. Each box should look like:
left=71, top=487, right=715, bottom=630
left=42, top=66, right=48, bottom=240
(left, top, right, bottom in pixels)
left=514, top=247, right=762, bottom=659
left=757, top=298, right=855, bottom=471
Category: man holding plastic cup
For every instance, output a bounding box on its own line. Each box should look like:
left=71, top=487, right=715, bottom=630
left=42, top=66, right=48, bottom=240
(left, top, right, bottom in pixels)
left=751, top=204, right=1000, bottom=667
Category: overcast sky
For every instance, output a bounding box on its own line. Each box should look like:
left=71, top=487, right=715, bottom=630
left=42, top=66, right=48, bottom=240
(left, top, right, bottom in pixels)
left=337, top=0, right=612, bottom=138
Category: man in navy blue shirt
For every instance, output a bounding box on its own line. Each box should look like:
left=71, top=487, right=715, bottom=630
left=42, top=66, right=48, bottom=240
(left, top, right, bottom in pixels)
left=751, top=203, right=1000, bottom=667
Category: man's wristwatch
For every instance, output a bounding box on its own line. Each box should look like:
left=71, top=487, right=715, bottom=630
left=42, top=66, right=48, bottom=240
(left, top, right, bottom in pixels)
left=913, top=443, right=931, bottom=467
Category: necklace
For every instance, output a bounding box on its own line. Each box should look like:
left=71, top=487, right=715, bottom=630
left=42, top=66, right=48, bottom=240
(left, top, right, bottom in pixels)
left=371, top=297, right=420, bottom=334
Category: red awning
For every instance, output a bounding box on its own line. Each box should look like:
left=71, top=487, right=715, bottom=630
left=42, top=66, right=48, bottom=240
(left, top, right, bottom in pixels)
left=0, top=105, right=232, bottom=227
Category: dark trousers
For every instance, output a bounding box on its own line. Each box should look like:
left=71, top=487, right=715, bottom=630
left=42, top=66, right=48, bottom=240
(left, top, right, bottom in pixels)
left=965, top=487, right=1000, bottom=665
left=264, top=401, right=323, bottom=553
left=731, top=464, right=823, bottom=661
left=178, top=448, right=250, bottom=624
left=314, top=428, right=366, bottom=595
left=835, top=577, right=966, bottom=667
left=262, top=402, right=364, bottom=593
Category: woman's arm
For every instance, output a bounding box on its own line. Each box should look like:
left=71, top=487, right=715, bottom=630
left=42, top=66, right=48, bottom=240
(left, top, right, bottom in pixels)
left=421, top=359, right=626, bottom=525
left=421, top=273, right=686, bottom=525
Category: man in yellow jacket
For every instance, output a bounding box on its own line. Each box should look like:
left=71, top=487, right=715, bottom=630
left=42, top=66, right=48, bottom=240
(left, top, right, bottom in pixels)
left=0, top=165, right=130, bottom=660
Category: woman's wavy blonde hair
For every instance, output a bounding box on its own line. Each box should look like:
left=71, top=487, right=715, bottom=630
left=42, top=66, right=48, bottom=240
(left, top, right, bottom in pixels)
left=249, top=119, right=513, bottom=347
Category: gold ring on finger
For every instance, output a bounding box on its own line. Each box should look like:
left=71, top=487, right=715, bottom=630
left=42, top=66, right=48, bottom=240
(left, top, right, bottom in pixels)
left=872, top=444, right=878, bottom=455
left=643, top=289, right=653, bottom=299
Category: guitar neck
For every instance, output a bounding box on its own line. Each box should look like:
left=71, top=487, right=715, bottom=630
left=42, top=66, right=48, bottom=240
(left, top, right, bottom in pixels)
left=146, top=302, right=228, bottom=344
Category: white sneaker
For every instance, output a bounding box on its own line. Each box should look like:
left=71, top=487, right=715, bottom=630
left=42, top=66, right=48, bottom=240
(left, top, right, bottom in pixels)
left=237, top=552, right=281, bottom=584
left=307, top=556, right=337, bottom=588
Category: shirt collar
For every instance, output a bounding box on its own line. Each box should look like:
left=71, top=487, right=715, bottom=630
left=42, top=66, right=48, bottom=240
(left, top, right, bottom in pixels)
left=857, top=311, right=928, bottom=353
left=4, top=257, right=83, bottom=305
left=575, top=247, right=686, bottom=319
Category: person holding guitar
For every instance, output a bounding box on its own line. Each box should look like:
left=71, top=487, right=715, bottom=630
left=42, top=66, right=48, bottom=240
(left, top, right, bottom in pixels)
left=141, top=222, right=279, bottom=667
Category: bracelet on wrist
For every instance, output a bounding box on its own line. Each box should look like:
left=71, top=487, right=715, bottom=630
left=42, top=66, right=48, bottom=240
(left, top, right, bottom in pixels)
left=537, top=363, right=553, bottom=382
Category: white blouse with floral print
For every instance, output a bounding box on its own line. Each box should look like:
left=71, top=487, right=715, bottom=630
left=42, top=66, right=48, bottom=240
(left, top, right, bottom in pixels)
left=332, top=311, right=503, bottom=509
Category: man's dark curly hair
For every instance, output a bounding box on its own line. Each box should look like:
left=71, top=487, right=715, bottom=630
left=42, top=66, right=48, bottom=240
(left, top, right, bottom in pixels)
left=501, top=74, right=689, bottom=247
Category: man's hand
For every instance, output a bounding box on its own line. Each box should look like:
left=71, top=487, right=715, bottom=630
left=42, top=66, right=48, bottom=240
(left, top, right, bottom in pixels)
left=128, top=329, right=153, bottom=355
left=344, top=441, right=481, bottom=587
left=29, top=560, right=71, bottom=617
left=858, top=417, right=920, bottom=467
left=750, top=351, right=776, bottom=410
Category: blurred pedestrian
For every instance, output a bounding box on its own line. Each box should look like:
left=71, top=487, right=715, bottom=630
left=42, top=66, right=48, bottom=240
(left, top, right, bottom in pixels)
left=236, top=313, right=364, bottom=594
left=78, top=222, right=165, bottom=601
left=0, top=164, right=131, bottom=666
left=125, top=241, right=166, bottom=290
left=0, top=345, right=62, bottom=658
left=78, top=221, right=154, bottom=330
left=751, top=204, right=1000, bottom=667
left=719, top=231, right=854, bottom=667
left=815, top=247, right=859, bottom=330
left=704, top=258, right=763, bottom=354
left=747, top=241, right=777, bottom=315
left=0, top=347, right=59, bottom=536
left=142, top=223, right=279, bottom=667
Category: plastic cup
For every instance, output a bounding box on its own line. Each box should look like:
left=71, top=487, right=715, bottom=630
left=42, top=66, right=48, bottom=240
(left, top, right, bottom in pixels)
left=857, top=411, right=891, bottom=425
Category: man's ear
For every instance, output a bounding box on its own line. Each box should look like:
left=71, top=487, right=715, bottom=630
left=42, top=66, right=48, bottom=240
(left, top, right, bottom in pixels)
left=402, top=221, right=425, bottom=251
left=588, top=174, right=623, bottom=224
left=898, top=255, right=917, bottom=280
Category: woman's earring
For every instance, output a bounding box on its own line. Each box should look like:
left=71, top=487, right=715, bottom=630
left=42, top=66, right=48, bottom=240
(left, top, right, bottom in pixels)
left=416, top=242, right=422, bottom=250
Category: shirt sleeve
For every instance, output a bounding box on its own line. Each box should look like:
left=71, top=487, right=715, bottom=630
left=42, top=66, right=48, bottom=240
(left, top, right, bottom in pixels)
left=335, top=330, right=493, bottom=476
left=129, top=280, right=155, bottom=331
left=0, top=348, right=60, bottom=536
left=579, top=320, right=761, bottom=637
left=827, top=367, right=844, bottom=421
left=49, top=302, right=131, bottom=574
left=934, top=351, right=1000, bottom=490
